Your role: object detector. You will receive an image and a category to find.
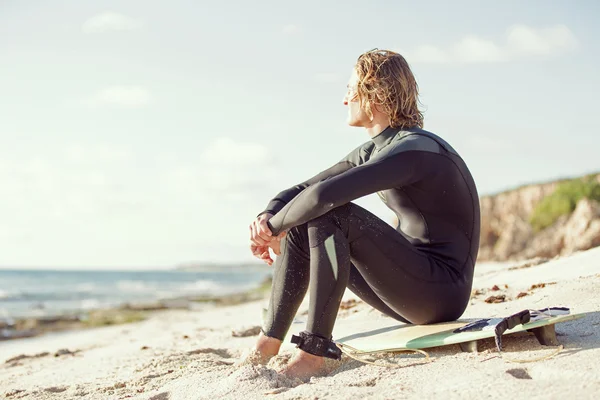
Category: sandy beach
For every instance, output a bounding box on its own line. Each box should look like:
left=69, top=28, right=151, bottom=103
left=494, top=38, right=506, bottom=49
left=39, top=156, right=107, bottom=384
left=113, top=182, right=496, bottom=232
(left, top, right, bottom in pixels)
left=1, top=247, right=599, bottom=400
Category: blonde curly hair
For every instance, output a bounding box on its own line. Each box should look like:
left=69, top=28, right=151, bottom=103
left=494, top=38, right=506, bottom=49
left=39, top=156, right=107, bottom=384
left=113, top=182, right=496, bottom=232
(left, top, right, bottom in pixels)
left=354, top=49, right=424, bottom=128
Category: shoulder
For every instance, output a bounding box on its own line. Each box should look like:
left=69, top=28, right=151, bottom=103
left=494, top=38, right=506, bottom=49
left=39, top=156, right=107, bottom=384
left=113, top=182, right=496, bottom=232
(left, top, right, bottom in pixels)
left=381, top=134, right=441, bottom=159
left=392, top=134, right=441, bottom=153
left=342, top=141, right=375, bottom=165
left=387, top=128, right=460, bottom=157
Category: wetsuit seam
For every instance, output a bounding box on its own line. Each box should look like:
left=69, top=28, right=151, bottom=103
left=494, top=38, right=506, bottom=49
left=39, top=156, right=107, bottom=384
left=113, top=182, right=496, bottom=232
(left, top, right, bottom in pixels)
left=269, top=240, right=290, bottom=338
left=384, top=135, right=441, bottom=158
left=398, top=187, right=431, bottom=244
left=440, top=154, right=476, bottom=273
left=315, top=289, right=335, bottom=339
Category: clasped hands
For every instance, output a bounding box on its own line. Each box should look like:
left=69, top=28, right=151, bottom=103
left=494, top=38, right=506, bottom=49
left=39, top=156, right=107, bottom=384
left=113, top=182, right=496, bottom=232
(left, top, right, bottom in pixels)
left=249, top=213, right=287, bottom=266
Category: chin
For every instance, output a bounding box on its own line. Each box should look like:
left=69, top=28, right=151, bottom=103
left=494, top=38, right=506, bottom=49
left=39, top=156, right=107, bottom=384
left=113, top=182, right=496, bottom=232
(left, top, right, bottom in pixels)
left=347, top=119, right=363, bottom=128
left=346, top=116, right=359, bottom=127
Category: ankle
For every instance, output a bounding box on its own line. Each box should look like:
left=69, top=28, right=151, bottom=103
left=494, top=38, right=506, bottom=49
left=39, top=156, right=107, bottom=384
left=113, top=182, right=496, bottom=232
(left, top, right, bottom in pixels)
left=254, top=332, right=282, bottom=357
left=295, top=349, right=325, bottom=365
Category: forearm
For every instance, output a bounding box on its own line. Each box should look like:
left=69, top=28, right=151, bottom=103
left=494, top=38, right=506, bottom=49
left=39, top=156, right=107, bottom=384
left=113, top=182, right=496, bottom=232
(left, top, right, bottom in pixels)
left=257, top=160, right=357, bottom=217
left=258, top=186, right=308, bottom=217
left=267, top=151, right=426, bottom=235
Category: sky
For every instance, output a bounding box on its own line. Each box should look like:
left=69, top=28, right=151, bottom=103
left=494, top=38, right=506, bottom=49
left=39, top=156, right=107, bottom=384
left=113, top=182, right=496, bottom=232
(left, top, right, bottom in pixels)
left=1, top=0, right=599, bottom=269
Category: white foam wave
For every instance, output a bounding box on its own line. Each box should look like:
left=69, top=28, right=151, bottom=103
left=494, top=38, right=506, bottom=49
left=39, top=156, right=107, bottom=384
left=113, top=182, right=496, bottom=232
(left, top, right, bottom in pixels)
left=180, top=280, right=225, bottom=295
left=179, top=280, right=254, bottom=296
left=116, top=280, right=154, bottom=292
left=80, top=299, right=102, bottom=310
left=0, top=289, right=18, bottom=300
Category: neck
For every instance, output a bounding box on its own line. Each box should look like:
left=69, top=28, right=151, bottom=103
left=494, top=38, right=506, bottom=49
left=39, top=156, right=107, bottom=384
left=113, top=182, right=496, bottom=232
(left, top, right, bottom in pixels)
left=364, top=115, right=390, bottom=138
left=365, top=123, right=387, bottom=138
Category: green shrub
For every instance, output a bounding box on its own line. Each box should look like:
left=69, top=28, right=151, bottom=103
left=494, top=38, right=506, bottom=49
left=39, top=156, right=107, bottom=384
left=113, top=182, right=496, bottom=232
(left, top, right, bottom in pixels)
left=529, top=178, right=600, bottom=232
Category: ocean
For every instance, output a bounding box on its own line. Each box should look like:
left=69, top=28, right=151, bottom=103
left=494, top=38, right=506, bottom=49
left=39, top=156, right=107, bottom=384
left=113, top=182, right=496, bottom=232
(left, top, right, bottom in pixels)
left=0, top=265, right=272, bottom=320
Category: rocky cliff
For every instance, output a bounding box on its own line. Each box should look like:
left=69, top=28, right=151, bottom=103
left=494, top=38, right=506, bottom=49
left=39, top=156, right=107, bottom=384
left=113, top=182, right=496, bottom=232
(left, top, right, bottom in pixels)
left=478, top=173, right=600, bottom=261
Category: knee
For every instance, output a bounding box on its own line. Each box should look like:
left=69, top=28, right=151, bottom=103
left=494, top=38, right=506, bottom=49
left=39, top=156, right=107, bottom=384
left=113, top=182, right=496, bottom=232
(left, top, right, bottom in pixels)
left=307, top=204, right=351, bottom=228
left=306, top=206, right=352, bottom=247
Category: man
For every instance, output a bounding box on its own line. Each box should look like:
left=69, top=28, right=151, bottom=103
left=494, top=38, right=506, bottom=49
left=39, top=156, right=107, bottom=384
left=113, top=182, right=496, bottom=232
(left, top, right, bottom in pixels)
left=247, top=49, right=480, bottom=381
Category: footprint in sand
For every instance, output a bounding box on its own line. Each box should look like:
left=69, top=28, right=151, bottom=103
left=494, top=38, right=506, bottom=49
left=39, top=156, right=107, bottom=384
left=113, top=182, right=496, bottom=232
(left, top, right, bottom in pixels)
left=5, top=352, right=50, bottom=365
left=44, top=386, right=68, bottom=393
left=148, top=392, right=170, bottom=400
left=506, top=368, right=532, bottom=380
left=4, top=389, right=26, bottom=398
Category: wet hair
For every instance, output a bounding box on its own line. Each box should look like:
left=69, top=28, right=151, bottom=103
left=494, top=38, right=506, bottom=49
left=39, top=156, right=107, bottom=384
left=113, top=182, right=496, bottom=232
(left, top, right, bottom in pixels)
left=354, top=49, right=424, bottom=128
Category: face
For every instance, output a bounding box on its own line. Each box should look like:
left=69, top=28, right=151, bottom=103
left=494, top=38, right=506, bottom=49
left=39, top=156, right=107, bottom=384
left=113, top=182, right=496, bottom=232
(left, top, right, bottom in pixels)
left=343, top=69, right=371, bottom=127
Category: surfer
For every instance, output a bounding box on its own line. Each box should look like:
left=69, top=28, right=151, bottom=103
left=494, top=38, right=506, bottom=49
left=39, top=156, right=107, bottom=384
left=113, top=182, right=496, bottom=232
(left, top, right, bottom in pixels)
left=247, top=49, right=481, bottom=380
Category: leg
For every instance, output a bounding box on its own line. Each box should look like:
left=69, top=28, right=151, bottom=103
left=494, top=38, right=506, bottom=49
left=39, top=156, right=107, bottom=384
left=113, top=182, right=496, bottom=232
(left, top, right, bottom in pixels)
left=282, top=202, right=471, bottom=379
left=347, top=265, right=410, bottom=323
left=262, top=223, right=311, bottom=340
left=304, top=202, right=470, bottom=339
left=247, top=224, right=311, bottom=363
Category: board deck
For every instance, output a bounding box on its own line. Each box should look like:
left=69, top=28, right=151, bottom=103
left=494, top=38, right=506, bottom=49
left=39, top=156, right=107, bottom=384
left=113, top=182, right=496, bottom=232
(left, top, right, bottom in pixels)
left=333, top=313, right=585, bottom=352
left=282, top=312, right=586, bottom=353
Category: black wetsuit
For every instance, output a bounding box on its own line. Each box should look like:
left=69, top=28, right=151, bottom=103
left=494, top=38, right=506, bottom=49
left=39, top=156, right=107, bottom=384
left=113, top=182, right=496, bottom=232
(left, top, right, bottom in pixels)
left=260, top=125, right=480, bottom=343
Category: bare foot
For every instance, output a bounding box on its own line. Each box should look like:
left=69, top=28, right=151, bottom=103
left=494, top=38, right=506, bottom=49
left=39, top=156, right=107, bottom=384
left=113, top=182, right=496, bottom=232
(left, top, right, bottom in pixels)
left=236, top=332, right=282, bottom=366
left=254, top=332, right=282, bottom=360
left=280, top=350, right=331, bottom=382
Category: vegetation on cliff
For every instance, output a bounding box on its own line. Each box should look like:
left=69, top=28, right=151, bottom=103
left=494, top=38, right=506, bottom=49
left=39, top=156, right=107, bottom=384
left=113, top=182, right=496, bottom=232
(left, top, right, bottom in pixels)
left=529, top=177, right=600, bottom=232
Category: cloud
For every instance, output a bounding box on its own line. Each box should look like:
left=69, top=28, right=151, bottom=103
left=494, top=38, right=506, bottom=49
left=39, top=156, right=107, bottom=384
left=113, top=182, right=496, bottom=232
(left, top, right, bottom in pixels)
left=406, top=24, right=578, bottom=64
left=282, top=24, right=300, bottom=35
left=89, top=86, right=152, bottom=108
left=0, top=139, right=282, bottom=266
left=164, top=138, right=281, bottom=201
left=0, top=153, right=127, bottom=220
left=506, top=25, right=578, bottom=56
left=82, top=12, right=144, bottom=34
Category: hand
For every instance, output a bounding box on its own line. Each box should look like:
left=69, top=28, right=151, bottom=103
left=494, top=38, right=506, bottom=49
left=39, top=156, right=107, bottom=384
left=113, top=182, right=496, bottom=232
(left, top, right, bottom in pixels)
left=268, top=233, right=286, bottom=256
left=249, top=213, right=287, bottom=266
left=249, top=213, right=286, bottom=246
left=250, top=243, right=275, bottom=266
left=249, top=213, right=275, bottom=246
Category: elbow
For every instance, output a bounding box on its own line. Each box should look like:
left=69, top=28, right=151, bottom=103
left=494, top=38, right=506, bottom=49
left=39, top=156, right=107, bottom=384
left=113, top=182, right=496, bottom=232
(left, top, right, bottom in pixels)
left=308, top=183, right=339, bottom=212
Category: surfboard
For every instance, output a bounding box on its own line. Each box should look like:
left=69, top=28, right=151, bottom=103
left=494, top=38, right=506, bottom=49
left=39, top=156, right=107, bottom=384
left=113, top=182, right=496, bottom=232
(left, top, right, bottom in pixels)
left=282, top=311, right=586, bottom=353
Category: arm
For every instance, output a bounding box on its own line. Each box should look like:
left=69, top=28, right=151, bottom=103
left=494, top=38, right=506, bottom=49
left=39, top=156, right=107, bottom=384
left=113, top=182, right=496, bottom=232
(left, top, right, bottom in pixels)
left=267, top=150, right=429, bottom=235
left=258, top=143, right=370, bottom=217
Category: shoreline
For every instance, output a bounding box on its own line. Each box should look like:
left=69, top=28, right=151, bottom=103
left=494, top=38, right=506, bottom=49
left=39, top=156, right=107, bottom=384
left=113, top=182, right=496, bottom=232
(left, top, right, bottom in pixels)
left=1, top=276, right=272, bottom=342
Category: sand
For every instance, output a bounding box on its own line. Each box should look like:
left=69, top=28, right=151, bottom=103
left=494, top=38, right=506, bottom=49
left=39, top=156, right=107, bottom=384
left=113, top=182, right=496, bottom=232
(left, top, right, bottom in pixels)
left=1, top=248, right=599, bottom=400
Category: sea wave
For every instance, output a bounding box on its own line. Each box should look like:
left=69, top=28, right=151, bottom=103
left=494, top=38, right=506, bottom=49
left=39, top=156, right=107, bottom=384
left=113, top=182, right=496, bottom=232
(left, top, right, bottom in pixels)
left=75, top=283, right=97, bottom=293
left=0, top=269, right=269, bottom=318
left=116, top=280, right=156, bottom=292
left=0, top=289, right=20, bottom=301
left=179, top=279, right=252, bottom=296
left=79, top=299, right=102, bottom=310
